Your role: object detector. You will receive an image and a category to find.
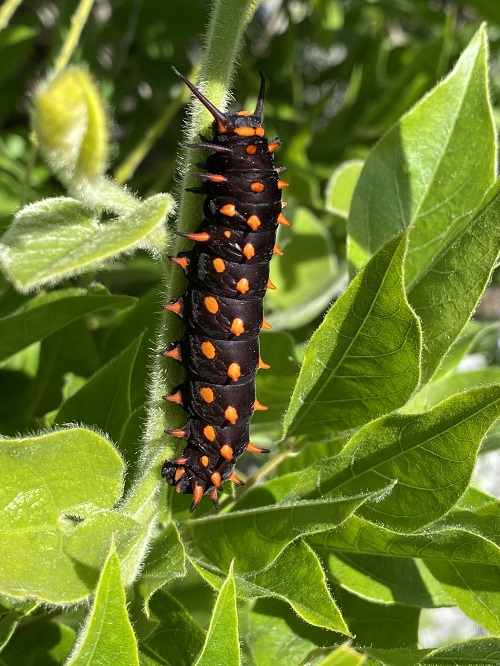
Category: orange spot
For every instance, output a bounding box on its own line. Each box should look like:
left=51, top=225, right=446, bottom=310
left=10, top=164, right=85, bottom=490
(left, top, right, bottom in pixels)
left=170, top=256, right=189, bottom=270
left=201, top=455, right=209, bottom=467
left=174, top=468, right=185, bottom=482
left=251, top=182, right=265, bottom=193
left=243, top=243, right=255, bottom=259
left=224, top=406, right=238, bottom=424
left=247, top=442, right=270, bottom=454
left=247, top=215, right=261, bottom=231
left=203, top=425, right=217, bottom=441
left=246, top=144, right=257, bottom=155
left=254, top=399, right=268, bottom=411
left=173, top=456, right=187, bottom=465
left=181, top=231, right=210, bottom=242
left=211, top=471, right=222, bottom=488
left=273, top=244, right=283, bottom=255
left=201, top=341, right=216, bottom=359
left=229, top=472, right=245, bottom=486
left=268, top=141, right=280, bottom=152
left=278, top=213, right=291, bottom=226
left=206, top=174, right=227, bottom=183
left=237, top=110, right=252, bottom=116
left=213, top=257, right=226, bottom=273
left=258, top=357, right=270, bottom=370
left=234, top=126, right=255, bottom=137
left=224, top=230, right=231, bottom=238
left=165, top=391, right=182, bottom=404
left=256, top=127, right=265, bottom=137
left=267, top=278, right=277, bottom=290
left=217, top=121, right=227, bottom=134
left=220, top=444, right=234, bottom=461
left=230, top=318, right=245, bottom=336
left=236, top=278, right=250, bottom=294
left=277, top=179, right=290, bottom=189
left=262, top=318, right=272, bottom=330
left=162, top=345, right=181, bottom=361
left=204, top=296, right=219, bottom=314
left=227, top=363, right=241, bottom=382
left=200, top=387, right=215, bottom=403
left=220, top=204, right=236, bottom=217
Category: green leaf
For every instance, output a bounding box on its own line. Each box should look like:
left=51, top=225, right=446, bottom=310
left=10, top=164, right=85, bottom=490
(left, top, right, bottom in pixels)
left=66, top=544, right=139, bottom=665
left=193, top=540, right=349, bottom=634
left=0, top=194, right=172, bottom=292
left=0, top=620, right=76, bottom=665
left=283, top=233, right=421, bottom=440
left=193, top=562, right=239, bottom=666
left=252, top=331, right=300, bottom=447
left=190, top=495, right=369, bottom=574
left=292, top=385, right=500, bottom=532
left=366, top=637, right=500, bottom=666
left=0, top=428, right=143, bottom=603
left=326, top=160, right=364, bottom=218
left=136, top=523, right=186, bottom=609
left=55, top=333, right=144, bottom=443
left=408, top=181, right=500, bottom=382
left=139, top=590, right=205, bottom=666
left=315, top=643, right=367, bottom=666
left=421, top=637, right=500, bottom=665
left=348, top=26, right=495, bottom=283
left=334, top=586, right=420, bottom=649
left=248, top=598, right=341, bottom=666
left=0, top=287, right=134, bottom=362
left=266, top=207, right=341, bottom=329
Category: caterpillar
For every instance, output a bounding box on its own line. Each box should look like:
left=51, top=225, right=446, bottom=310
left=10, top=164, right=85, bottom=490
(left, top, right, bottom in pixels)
left=161, top=68, right=289, bottom=512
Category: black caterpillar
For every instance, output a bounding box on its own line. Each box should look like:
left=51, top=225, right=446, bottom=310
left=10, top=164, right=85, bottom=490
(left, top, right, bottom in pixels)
left=161, top=68, right=289, bottom=512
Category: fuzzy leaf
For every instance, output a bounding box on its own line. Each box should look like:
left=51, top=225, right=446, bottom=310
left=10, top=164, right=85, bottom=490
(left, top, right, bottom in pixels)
left=55, top=333, right=144, bottom=443
left=348, top=26, right=495, bottom=283
left=193, top=562, right=239, bottom=666
left=66, top=545, right=139, bottom=665
left=191, top=495, right=369, bottom=574
left=0, top=194, right=172, bottom=292
left=292, top=385, right=500, bottom=531
left=0, top=428, right=144, bottom=603
left=0, top=287, right=134, bottom=362
left=193, top=540, right=349, bottom=634
left=283, top=233, right=421, bottom=439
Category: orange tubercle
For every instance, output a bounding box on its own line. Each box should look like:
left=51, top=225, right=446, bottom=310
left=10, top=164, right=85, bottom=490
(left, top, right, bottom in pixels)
left=242, top=243, right=255, bottom=259
left=277, top=179, right=290, bottom=189
left=234, top=126, right=256, bottom=137
left=278, top=213, right=291, bottom=227
left=267, top=278, right=277, bottom=290
left=246, top=144, right=257, bottom=155
left=273, top=244, right=283, bottom=256
left=254, top=399, right=268, bottom=411
left=211, top=472, right=222, bottom=488
left=220, top=444, right=234, bottom=461
left=224, top=406, right=238, bottom=424
left=236, top=278, right=250, bottom=294
left=258, top=357, right=270, bottom=370
left=201, top=341, right=216, bottom=359
left=200, top=387, right=215, bottom=403
left=247, top=215, right=261, bottom=231
left=262, top=317, right=272, bottom=330
left=230, top=318, right=245, bottom=336
left=204, top=296, right=219, bottom=314
left=203, top=425, right=217, bottom=441
left=227, top=362, right=241, bottom=382
left=220, top=203, right=236, bottom=217
left=251, top=182, right=265, bottom=193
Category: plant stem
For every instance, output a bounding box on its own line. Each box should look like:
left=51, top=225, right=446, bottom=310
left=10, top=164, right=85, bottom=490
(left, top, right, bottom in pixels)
left=53, top=0, right=96, bottom=76
left=0, top=0, right=22, bottom=31
left=122, top=0, right=259, bottom=519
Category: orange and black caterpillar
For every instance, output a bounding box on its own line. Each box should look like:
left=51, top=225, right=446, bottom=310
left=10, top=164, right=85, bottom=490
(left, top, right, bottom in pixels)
left=161, top=69, right=289, bottom=512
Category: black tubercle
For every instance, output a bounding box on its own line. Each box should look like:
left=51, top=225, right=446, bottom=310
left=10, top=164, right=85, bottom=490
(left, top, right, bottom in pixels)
left=162, top=69, right=285, bottom=512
